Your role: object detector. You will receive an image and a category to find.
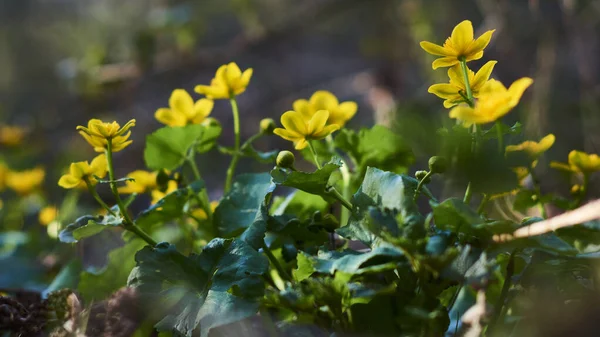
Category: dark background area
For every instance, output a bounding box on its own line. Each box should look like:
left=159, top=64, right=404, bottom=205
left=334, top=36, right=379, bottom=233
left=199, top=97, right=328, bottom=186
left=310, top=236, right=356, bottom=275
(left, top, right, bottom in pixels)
left=1, top=0, right=600, bottom=201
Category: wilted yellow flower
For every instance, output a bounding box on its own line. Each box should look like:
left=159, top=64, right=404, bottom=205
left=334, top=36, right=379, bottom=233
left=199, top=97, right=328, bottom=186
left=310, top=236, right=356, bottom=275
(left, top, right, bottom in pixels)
left=190, top=200, right=219, bottom=220
left=449, top=78, right=533, bottom=125
left=420, top=20, right=495, bottom=69
left=77, top=119, right=135, bottom=152
left=6, top=167, right=45, bottom=195
left=550, top=150, right=600, bottom=173
left=0, top=125, right=27, bottom=146
left=155, top=89, right=214, bottom=127
left=293, top=91, right=358, bottom=127
left=194, top=62, right=253, bottom=99
left=428, top=61, right=497, bottom=108
left=58, top=154, right=108, bottom=189
left=150, top=180, right=178, bottom=205
left=273, top=110, right=340, bottom=150
left=118, top=170, right=158, bottom=194
left=39, top=206, right=58, bottom=226
left=506, top=134, right=555, bottom=158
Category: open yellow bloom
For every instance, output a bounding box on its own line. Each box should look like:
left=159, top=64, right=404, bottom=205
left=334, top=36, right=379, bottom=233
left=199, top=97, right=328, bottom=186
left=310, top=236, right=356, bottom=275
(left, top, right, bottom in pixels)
left=449, top=78, right=533, bottom=125
left=0, top=125, right=27, bottom=146
left=77, top=119, right=136, bottom=152
left=155, top=89, right=214, bottom=127
left=6, top=167, right=45, bottom=195
left=428, top=61, right=497, bottom=108
left=39, top=206, right=58, bottom=226
left=151, top=180, right=178, bottom=205
left=506, top=134, right=555, bottom=158
left=293, top=91, right=358, bottom=127
left=550, top=150, right=600, bottom=173
left=420, top=20, right=495, bottom=69
left=194, top=62, right=253, bottom=99
left=118, top=170, right=158, bottom=194
left=273, top=110, right=340, bottom=150
left=58, top=154, right=108, bottom=189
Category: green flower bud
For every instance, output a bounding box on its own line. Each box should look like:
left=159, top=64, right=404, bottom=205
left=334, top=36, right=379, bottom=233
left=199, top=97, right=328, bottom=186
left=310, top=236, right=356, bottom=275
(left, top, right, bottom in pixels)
left=259, top=118, right=276, bottom=135
left=276, top=150, right=295, bottom=169
left=428, top=156, right=448, bottom=174
left=202, top=117, right=221, bottom=128
left=415, top=170, right=431, bottom=184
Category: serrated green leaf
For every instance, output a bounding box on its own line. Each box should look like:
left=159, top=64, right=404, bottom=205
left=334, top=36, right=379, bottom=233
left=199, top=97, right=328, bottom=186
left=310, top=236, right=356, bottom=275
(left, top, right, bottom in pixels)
left=78, top=239, right=146, bottom=302
left=128, top=239, right=269, bottom=337
left=270, top=157, right=342, bottom=199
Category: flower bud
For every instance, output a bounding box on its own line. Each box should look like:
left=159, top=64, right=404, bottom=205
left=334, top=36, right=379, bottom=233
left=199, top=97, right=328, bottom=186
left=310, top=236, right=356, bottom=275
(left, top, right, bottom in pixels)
left=202, top=117, right=221, bottom=128
left=259, top=118, right=276, bottom=135
left=415, top=170, right=431, bottom=184
left=428, top=156, right=448, bottom=174
left=276, top=151, right=295, bottom=169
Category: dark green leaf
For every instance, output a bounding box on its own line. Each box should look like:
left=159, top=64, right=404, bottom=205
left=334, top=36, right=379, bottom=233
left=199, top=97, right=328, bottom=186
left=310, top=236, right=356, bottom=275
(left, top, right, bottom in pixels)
left=128, top=239, right=269, bottom=337
left=59, top=214, right=122, bottom=243
left=196, top=124, right=222, bottom=153
left=270, top=157, right=342, bottom=199
left=241, top=144, right=279, bottom=164
left=272, top=190, right=329, bottom=220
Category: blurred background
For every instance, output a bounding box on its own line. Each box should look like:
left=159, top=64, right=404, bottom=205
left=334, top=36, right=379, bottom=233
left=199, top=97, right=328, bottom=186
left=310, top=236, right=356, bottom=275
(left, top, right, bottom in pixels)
left=2, top=0, right=600, bottom=200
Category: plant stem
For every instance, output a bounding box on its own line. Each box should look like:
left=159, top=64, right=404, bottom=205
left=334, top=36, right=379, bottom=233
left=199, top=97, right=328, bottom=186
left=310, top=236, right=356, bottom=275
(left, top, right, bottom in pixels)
left=224, top=96, right=242, bottom=193
left=105, top=141, right=157, bottom=247
left=413, top=171, right=433, bottom=201
left=463, top=182, right=473, bottom=204
left=84, top=178, right=116, bottom=216
left=307, top=141, right=322, bottom=169
left=459, top=59, right=474, bottom=106
left=496, top=121, right=504, bottom=153
left=187, top=146, right=213, bottom=222
left=487, top=250, right=517, bottom=334
left=477, top=194, right=490, bottom=215
left=326, top=135, right=352, bottom=225
left=326, top=187, right=353, bottom=211
left=261, top=242, right=292, bottom=283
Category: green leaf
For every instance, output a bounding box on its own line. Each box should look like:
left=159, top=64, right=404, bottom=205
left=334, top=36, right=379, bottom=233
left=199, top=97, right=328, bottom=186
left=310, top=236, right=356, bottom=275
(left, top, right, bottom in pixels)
left=145, top=124, right=220, bottom=171
left=214, top=173, right=276, bottom=249
left=94, top=176, right=135, bottom=184
left=79, top=239, right=146, bottom=302
left=334, top=125, right=414, bottom=177
left=270, top=157, right=342, bottom=200
left=337, top=167, right=425, bottom=246
left=272, top=190, right=329, bottom=220
left=432, top=198, right=482, bottom=235
left=59, top=214, right=122, bottom=243
left=241, top=144, right=279, bottom=164
left=128, top=239, right=269, bottom=337
left=43, top=259, right=82, bottom=296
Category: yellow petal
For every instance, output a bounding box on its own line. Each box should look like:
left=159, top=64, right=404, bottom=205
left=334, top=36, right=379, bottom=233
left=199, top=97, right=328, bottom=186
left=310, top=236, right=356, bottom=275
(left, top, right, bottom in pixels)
left=471, top=61, right=497, bottom=91
left=432, top=57, right=459, bottom=69
left=294, top=138, right=308, bottom=150
left=428, top=84, right=460, bottom=99
left=447, top=65, right=465, bottom=87
left=550, top=161, right=576, bottom=172
left=312, top=124, right=340, bottom=139
left=465, top=30, right=495, bottom=56
left=155, top=108, right=186, bottom=127
left=449, top=105, right=489, bottom=124
left=237, top=68, right=253, bottom=90
left=465, top=50, right=484, bottom=62
left=538, top=134, right=555, bottom=152
left=310, top=91, right=338, bottom=111
left=225, top=62, right=242, bottom=84
left=450, top=20, right=474, bottom=52
left=507, top=77, right=533, bottom=106
left=420, top=41, right=452, bottom=56
left=281, top=111, right=307, bottom=135
left=191, top=99, right=214, bottom=123
left=337, top=101, right=358, bottom=123
left=90, top=154, right=108, bottom=177
left=293, top=99, right=313, bottom=119
left=307, top=110, right=329, bottom=135
left=274, top=128, right=302, bottom=141
left=170, top=89, right=194, bottom=116
left=58, top=174, right=82, bottom=189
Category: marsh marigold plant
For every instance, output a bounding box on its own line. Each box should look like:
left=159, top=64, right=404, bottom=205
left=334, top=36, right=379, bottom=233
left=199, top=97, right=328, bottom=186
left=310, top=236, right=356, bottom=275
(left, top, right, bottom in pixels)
left=195, top=62, right=253, bottom=99
left=77, top=119, right=136, bottom=152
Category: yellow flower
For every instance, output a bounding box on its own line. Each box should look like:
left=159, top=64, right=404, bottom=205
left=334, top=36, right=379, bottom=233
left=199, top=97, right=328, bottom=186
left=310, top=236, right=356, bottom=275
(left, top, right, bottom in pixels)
left=293, top=91, right=358, bottom=127
left=39, top=206, right=58, bottom=226
left=550, top=150, right=600, bottom=173
left=273, top=110, right=340, bottom=150
left=118, top=170, right=158, bottom=194
left=194, top=62, right=253, bottom=99
left=190, top=200, right=219, bottom=220
left=5, top=167, right=45, bottom=195
left=506, top=134, right=555, bottom=158
left=77, top=119, right=136, bottom=152
left=0, top=163, right=8, bottom=191
left=151, top=180, right=178, bottom=205
left=0, top=125, right=27, bottom=146
left=155, top=89, right=214, bottom=127
left=428, top=61, right=497, bottom=108
left=449, top=78, right=533, bottom=125
left=420, top=20, right=495, bottom=69
left=58, top=154, right=108, bottom=189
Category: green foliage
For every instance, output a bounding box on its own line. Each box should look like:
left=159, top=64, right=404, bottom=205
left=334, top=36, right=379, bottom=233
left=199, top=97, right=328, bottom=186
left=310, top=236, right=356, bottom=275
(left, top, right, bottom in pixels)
left=59, top=214, right=122, bottom=243
left=271, top=157, right=342, bottom=200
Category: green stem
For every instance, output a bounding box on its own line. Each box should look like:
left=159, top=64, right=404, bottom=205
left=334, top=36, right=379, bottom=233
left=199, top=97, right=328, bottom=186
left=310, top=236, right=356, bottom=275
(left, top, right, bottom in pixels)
left=224, top=96, right=242, bottom=193
left=187, top=146, right=213, bottom=223
left=413, top=171, right=433, bottom=201
left=105, top=141, right=157, bottom=247
left=463, top=182, right=473, bottom=204
left=307, top=141, right=322, bottom=169
left=327, top=187, right=353, bottom=211
left=326, top=135, right=352, bottom=225
left=262, top=242, right=292, bottom=283
left=496, top=121, right=504, bottom=153
left=84, top=178, right=116, bottom=216
left=477, top=194, right=490, bottom=215
left=459, top=59, right=474, bottom=106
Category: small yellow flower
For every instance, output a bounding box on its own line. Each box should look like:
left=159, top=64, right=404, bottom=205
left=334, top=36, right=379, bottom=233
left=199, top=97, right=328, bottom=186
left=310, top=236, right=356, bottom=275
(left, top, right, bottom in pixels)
left=428, top=61, right=497, bottom=108
left=449, top=78, right=533, bottom=125
left=293, top=91, right=358, bottom=127
left=155, top=89, right=214, bottom=127
left=39, top=206, right=58, bottom=226
left=6, top=167, right=45, bottom=195
left=77, top=119, right=136, bottom=152
left=550, top=150, right=600, bottom=173
left=190, top=200, right=219, bottom=220
left=194, top=62, right=253, bottom=99
left=150, top=180, right=178, bottom=205
left=58, top=154, right=108, bottom=189
left=506, top=134, right=555, bottom=158
left=273, top=110, right=340, bottom=150
left=420, top=20, right=495, bottom=69
left=0, top=125, right=27, bottom=146
left=118, top=170, right=158, bottom=194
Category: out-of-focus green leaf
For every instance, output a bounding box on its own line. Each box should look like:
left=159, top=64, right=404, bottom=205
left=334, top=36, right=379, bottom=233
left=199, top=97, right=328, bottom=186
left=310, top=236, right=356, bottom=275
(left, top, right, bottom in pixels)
left=270, top=157, right=342, bottom=200
left=59, top=214, right=122, bottom=243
